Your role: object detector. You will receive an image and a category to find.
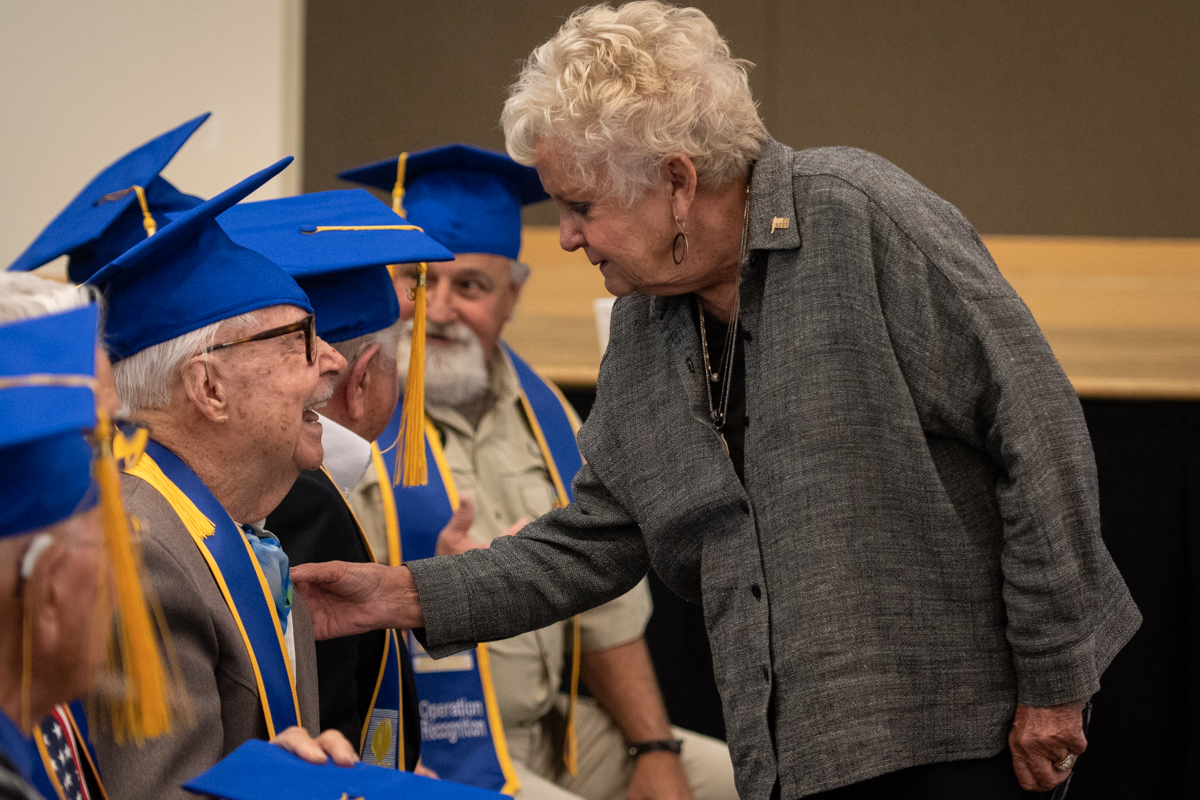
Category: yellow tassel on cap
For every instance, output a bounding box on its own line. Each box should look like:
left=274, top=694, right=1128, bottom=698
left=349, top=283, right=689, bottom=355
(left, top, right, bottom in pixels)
left=131, top=185, right=157, bottom=238
left=95, top=409, right=178, bottom=743
left=395, top=261, right=428, bottom=487
left=392, top=152, right=409, bottom=218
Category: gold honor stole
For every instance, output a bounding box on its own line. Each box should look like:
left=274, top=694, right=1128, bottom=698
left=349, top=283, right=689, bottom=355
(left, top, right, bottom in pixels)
left=379, top=345, right=585, bottom=794
left=125, top=440, right=301, bottom=736
left=318, top=454, right=408, bottom=771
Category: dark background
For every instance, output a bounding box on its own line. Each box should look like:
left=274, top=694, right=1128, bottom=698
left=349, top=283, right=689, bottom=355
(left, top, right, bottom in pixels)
left=306, top=3, right=1200, bottom=796
left=305, top=0, right=1199, bottom=236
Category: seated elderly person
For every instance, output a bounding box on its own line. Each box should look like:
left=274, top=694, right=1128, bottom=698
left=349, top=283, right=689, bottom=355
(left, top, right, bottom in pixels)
left=84, top=158, right=356, bottom=800
left=0, top=301, right=173, bottom=800
left=214, top=189, right=454, bottom=771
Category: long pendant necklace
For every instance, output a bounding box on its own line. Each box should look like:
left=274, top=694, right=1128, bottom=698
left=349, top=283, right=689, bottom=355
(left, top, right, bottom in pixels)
left=698, top=179, right=752, bottom=443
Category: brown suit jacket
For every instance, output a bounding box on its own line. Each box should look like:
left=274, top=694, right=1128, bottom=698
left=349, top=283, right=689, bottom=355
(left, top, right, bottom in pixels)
left=93, top=473, right=320, bottom=800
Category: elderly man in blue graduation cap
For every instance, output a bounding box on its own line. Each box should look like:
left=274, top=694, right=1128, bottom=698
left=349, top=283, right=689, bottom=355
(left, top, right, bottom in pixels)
left=209, top=189, right=454, bottom=774
left=323, top=144, right=738, bottom=800
left=0, top=299, right=183, bottom=800
left=83, top=158, right=365, bottom=800
left=9, top=114, right=209, bottom=283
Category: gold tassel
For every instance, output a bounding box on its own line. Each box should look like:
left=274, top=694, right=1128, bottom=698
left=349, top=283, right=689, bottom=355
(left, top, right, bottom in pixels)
left=391, top=152, right=409, bottom=217
left=563, top=615, right=581, bottom=776
left=95, top=409, right=176, bottom=743
left=131, top=185, right=156, bottom=237
left=394, top=262, right=428, bottom=487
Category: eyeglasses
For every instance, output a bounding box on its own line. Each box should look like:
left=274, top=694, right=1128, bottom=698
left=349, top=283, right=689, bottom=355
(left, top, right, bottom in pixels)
left=204, top=313, right=316, bottom=365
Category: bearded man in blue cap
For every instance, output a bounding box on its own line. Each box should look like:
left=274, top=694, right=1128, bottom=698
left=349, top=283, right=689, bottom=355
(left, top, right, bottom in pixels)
left=338, top=144, right=737, bottom=800
left=85, top=158, right=359, bottom=800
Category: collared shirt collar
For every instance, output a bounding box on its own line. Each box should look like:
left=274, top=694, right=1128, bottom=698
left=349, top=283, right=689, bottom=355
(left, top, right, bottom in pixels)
left=317, top=413, right=373, bottom=497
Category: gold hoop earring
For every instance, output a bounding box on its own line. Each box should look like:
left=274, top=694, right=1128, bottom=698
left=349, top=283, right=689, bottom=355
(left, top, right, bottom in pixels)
left=672, top=217, right=688, bottom=265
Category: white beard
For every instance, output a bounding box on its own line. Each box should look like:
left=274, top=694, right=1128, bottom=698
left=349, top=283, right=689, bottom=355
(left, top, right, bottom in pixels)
left=396, top=319, right=490, bottom=407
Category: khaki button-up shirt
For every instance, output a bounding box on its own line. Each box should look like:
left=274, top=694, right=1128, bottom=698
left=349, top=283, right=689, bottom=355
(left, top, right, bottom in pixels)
left=355, top=348, right=651, bottom=729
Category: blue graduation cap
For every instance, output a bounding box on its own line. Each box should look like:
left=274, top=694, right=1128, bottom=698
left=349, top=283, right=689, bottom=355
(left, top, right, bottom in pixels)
left=213, top=189, right=454, bottom=343
left=87, top=157, right=312, bottom=362
left=8, top=113, right=210, bottom=283
left=184, top=739, right=506, bottom=800
left=0, top=305, right=99, bottom=537
left=338, top=143, right=548, bottom=260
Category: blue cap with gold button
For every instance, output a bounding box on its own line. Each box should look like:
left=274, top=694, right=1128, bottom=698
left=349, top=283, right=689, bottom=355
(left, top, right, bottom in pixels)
left=213, top=189, right=453, bottom=343
left=86, top=157, right=312, bottom=362
left=337, top=143, right=547, bottom=260
left=8, top=113, right=210, bottom=283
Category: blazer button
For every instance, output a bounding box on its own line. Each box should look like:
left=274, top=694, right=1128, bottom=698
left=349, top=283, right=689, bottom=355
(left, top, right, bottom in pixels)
left=761, top=665, right=770, bottom=681
left=740, top=499, right=751, bottom=513
left=751, top=584, right=762, bottom=600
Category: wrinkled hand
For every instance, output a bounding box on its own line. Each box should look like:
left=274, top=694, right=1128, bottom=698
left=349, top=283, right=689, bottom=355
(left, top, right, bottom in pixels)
left=271, top=726, right=358, bottom=767
left=1009, top=701, right=1087, bottom=791
left=291, top=561, right=422, bottom=639
left=627, top=752, right=694, bottom=800
left=414, top=759, right=439, bottom=779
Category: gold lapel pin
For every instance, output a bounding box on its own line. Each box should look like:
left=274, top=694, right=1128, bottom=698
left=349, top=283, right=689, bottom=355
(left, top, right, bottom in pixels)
left=771, top=217, right=790, bottom=234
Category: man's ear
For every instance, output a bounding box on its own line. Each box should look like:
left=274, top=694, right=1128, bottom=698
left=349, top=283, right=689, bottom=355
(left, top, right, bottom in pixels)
left=180, top=356, right=228, bottom=423
left=25, top=540, right=71, bottom=658
left=345, top=344, right=381, bottom=422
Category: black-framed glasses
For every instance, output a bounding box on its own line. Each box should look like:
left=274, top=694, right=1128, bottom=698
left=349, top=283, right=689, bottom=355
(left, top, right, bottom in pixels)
left=204, top=313, right=316, bottom=364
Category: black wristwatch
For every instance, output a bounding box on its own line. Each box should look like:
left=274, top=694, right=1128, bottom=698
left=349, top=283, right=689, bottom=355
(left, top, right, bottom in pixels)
left=627, top=739, right=684, bottom=758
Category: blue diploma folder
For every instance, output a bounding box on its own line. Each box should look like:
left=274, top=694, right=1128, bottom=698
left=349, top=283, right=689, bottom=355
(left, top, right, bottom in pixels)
left=183, top=739, right=506, bottom=800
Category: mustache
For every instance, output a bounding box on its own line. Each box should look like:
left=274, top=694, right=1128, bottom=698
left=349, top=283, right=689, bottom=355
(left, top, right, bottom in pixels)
left=304, top=381, right=335, bottom=412
left=423, top=320, right=477, bottom=345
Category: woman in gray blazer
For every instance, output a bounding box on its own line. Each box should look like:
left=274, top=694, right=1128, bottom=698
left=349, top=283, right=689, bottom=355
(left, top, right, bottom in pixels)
left=295, top=3, right=1140, bottom=798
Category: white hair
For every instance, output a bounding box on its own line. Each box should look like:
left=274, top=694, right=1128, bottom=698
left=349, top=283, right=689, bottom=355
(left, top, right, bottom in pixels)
left=510, top=259, right=531, bottom=285
left=501, top=1, right=768, bottom=205
left=113, top=312, right=258, bottom=414
left=0, top=272, right=97, bottom=324
left=331, top=318, right=404, bottom=383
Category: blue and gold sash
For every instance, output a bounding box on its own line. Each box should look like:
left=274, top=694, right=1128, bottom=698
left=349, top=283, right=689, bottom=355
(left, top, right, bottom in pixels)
left=378, top=345, right=583, bottom=793
left=320, top=453, right=408, bottom=770
left=125, top=440, right=300, bottom=737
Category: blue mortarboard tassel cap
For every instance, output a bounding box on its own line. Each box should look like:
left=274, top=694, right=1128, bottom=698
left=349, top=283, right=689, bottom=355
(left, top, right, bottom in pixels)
left=8, top=113, right=210, bottom=283
left=87, top=157, right=313, bottom=362
left=215, top=189, right=454, bottom=343
left=338, top=144, right=548, bottom=260
left=0, top=305, right=99, bottom=537
left=184, top=740, right=507, bottom=800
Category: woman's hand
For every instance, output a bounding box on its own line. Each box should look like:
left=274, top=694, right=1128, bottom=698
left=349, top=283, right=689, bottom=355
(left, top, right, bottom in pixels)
left=270, top=726, right=359, bottom=767
left=1009, top=701, right=1087, bottom=791
left=291, top=561, right=424, bottom=638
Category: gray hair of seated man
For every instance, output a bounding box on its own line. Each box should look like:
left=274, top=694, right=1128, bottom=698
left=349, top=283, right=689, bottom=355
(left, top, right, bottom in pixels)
left=0, top=272, right=97, bottom=324
left=330, top=317, right=405, bottom=388
left=113, top=312, right=258, bottom=414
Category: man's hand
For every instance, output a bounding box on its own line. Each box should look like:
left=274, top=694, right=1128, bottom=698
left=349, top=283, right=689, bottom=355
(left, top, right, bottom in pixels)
left=435, top=499, right=487, bottom=556
left=291, top=561, right=423, bottom=639
left=627, top=751, right=694, bottom=800
left=435, top=499, right=528, bottom=556
left=1009, top=701, right=1087, bottom=791
left=270, top=726, right=358, bottom=767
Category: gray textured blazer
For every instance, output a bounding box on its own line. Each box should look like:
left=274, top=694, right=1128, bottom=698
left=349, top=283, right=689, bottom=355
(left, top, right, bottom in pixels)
left=93, top=473, right=320, bottom=800
left=408, top=140, right=1140, bottom=798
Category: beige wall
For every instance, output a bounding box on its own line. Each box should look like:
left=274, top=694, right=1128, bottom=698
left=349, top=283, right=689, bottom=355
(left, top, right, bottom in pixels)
left=0, top=0, right=305, bottom=270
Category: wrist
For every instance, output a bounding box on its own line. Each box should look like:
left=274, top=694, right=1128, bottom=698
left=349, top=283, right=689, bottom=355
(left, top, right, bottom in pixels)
left=627, top=739, right=683, bottom=759
left=386, top=565, right=424, bottom=629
